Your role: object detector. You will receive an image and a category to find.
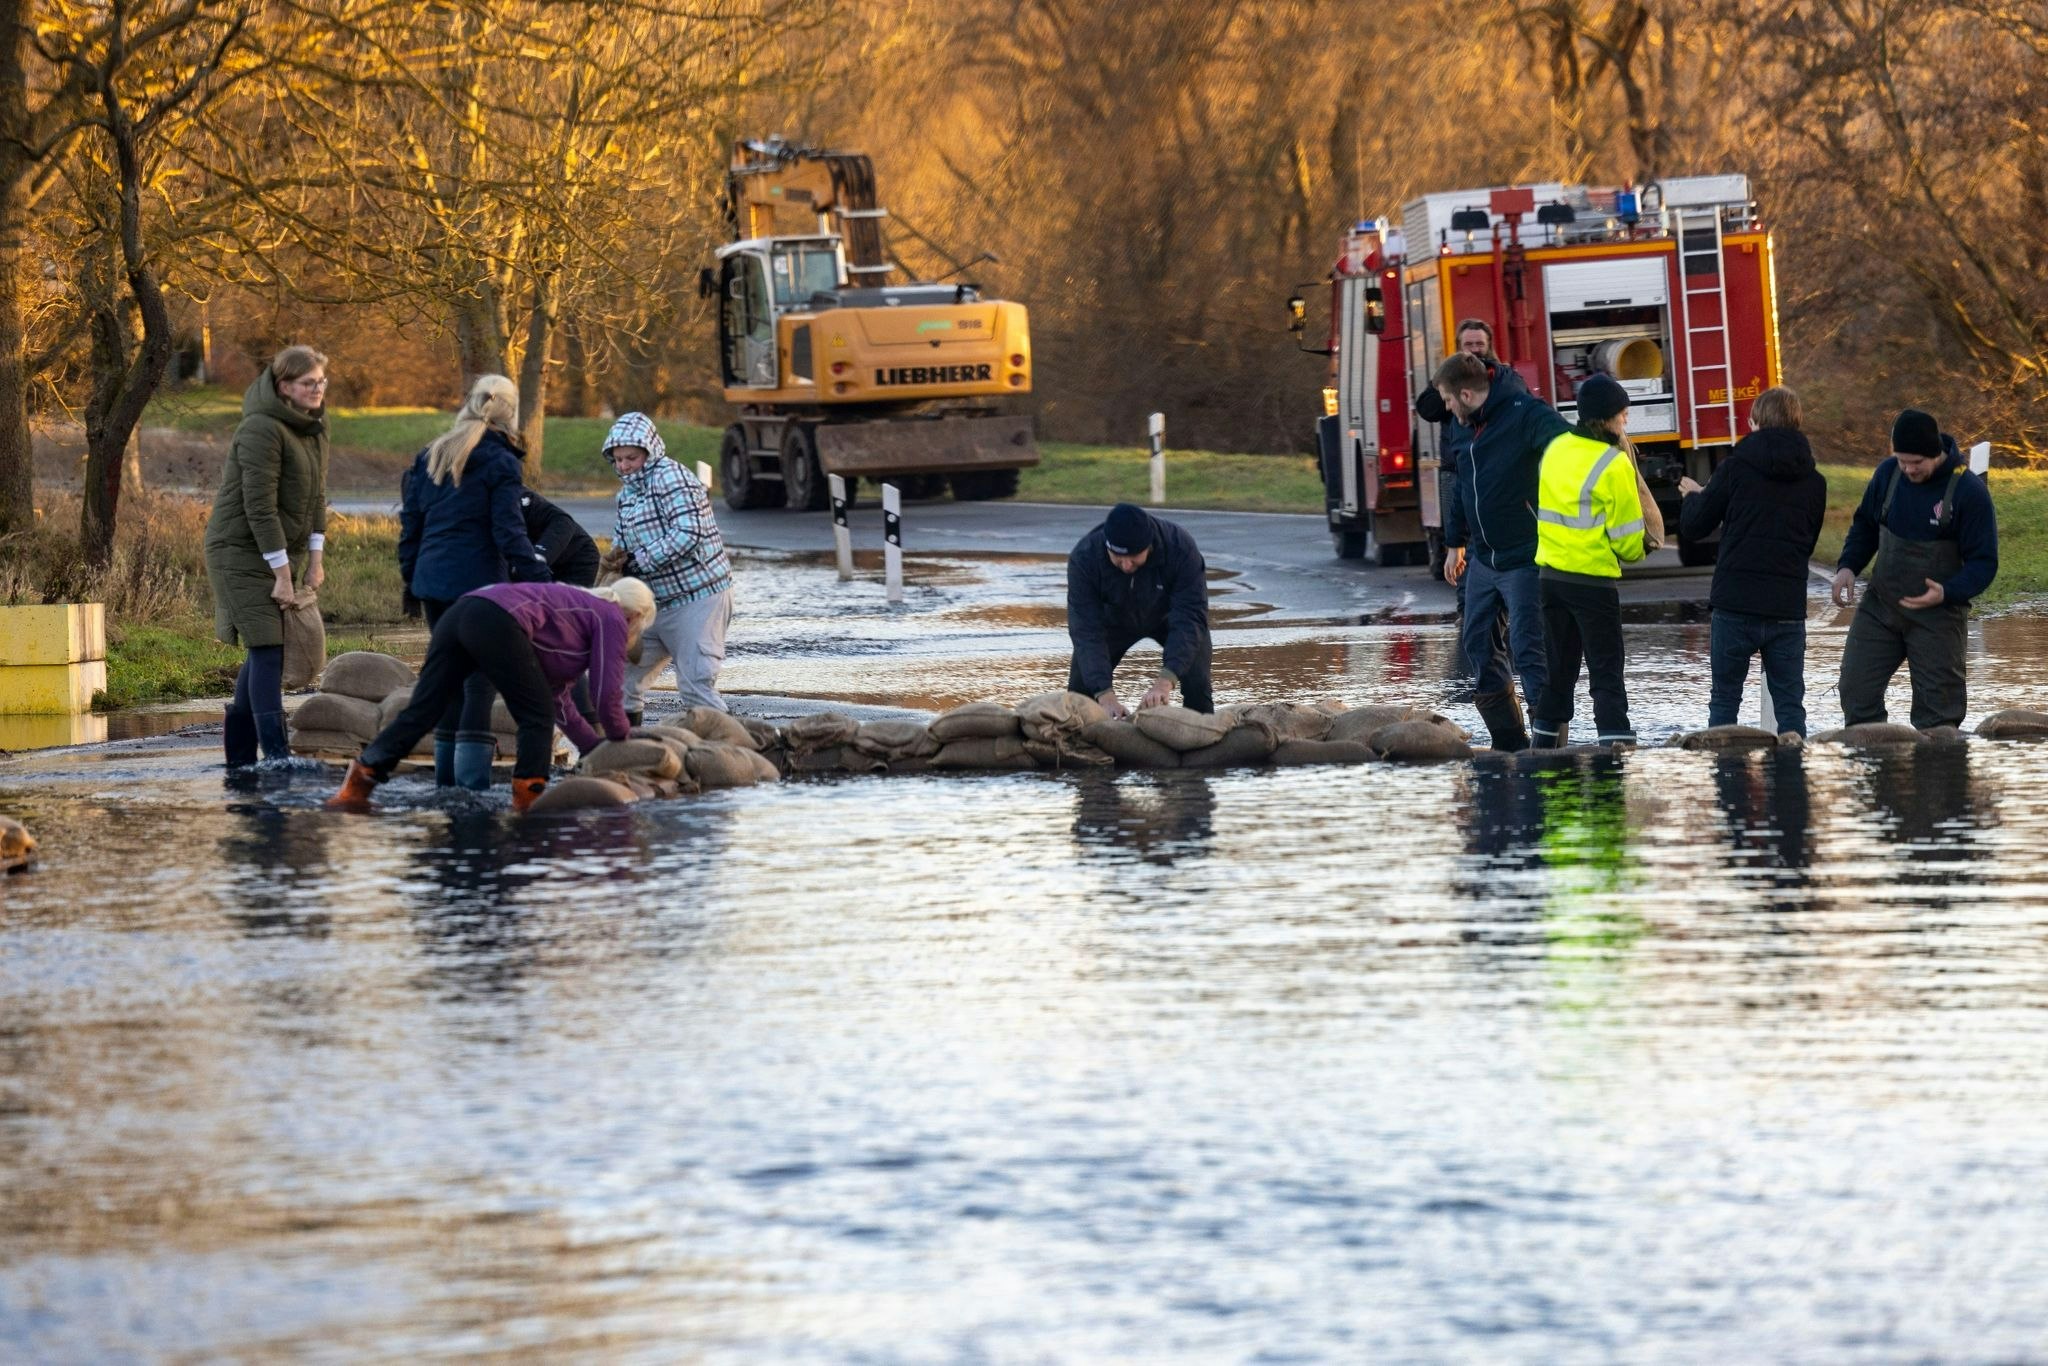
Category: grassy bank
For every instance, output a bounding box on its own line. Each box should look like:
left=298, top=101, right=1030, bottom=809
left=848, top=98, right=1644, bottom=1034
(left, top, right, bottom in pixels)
left=1021, top=443, right=1323, bottom=512
left=1816, top=465, right=2046, bottom=608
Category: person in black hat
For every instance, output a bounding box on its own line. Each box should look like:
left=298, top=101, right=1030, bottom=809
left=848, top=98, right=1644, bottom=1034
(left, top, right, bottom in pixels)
left=1066, top=502, right=1213, bottom=715
left=1831, top=407, right=1998, bottom=728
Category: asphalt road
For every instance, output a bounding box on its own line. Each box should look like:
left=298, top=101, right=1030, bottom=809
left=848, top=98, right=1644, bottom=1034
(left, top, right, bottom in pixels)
left=328, top=493, right=1719, bottom=622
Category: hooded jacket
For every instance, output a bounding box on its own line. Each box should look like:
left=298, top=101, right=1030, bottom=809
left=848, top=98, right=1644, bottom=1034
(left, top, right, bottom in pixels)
left=399, top=427, right=551, bottom=602
left=468, top=581, right=632, bottom=756
left=604, top=412, right=733, bottom=607
left=1442, top=372, right=1570, bottom=571
left=1416, top=360, right=1527, bottom=481
left=520, top=488, right=601, bottom=586
left=1836, top=436, right=1998, bottom=606
left=1066, top=509, right=1209, bottom=695
left=1678, top=426, right=1829, bottom=621
left=205, top=371, right=329, bottom=648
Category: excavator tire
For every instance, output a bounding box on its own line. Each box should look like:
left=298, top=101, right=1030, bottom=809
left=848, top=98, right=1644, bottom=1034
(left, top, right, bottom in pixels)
left=721, top=426, right=778, bottom=510
left=782, top=424, right=830, bottom=511
left=949, top=469, right=1022, bottom=502
left=900, top=475, right=949, bottom=501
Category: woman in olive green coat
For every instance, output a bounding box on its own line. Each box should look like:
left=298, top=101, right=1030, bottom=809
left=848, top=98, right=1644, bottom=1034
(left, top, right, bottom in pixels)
left=204, top=345, right=330, bottom=766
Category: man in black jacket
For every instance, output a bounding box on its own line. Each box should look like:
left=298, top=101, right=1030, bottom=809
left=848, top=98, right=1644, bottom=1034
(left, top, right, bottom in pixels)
left=1067, top=503, right=1212, bottom=715
left=521, top=489, right=601, bottom=587
left=1678, top=386, right=1828, bottom=735
left=1436, top=351, right=1568, bottom=749
left=1415, top=318, right=1514, bottom=679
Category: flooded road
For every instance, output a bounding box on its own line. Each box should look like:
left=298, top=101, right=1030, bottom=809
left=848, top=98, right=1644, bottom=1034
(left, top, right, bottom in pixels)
left=8, top=544, right=2048, bottom=1359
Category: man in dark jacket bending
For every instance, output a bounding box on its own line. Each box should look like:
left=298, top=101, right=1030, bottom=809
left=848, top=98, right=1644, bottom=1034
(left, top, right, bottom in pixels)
left=1067, top=503, right=1213, bottom=715
left=1830, top=408, right=1998, bottom=729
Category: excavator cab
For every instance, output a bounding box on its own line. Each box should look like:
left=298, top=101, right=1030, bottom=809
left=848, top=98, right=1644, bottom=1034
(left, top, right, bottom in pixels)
left=716, top=235, right=846, bottom=388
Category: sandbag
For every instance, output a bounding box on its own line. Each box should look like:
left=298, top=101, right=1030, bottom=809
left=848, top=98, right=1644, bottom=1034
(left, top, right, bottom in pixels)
left=287, top=728, right=366, bottom=754
left=1271, top=739, right=1377, bottom=767
left=633, top=724, right=704, bottom=748
left=686, top=742, right=766, bottom=789
left=1181, top=724, right=1280, bottom=770
left=787, top=744, right=886, bottom=774
left=684, top=706, right=760, bottom=749
left=581, top=738, right=683, bottom=780
left=1133, top=705, right=1234, bottom=752
left=1371, top=720, right=1474, bottom=763
left=930, top=736, right=1039, bottom=771
left=1236, top=701, right=1336, bottom=744
left=1977, top=709, right=2048, bottom=740
left=1923, top=725, right=1969, bottom=746
left=1809, top=723, right=1928, bottom=747
left=1079, top=718, right=1182, bottom=769
left=1018, top=690, right=1109, bottom=744
left=1022, top=737, right=1115, bottom=769
left=1325, top=705, right=1424, bottom=745
left=0, top=815, right=35, bottom=872
left=887, top=755, right=937, bottom=774
left=1675, top=725, right=1781, bottom=752
left=929, top=701, right=1022, bottom=742
left=280, top=588, right=325, bottom=690
left=489, top=697, right=519, bottom=737
left=376, top=688, right=412, bottom=731
left=321, top=650, right=414, bottom=702
left=783, top=712, right=861, bottom=754
left=852, top=719, right=940, bottom=760
left=1312, top=697, right=1349, bottom=715
left=744, top=749, right=782, bottom=783
left=292, top=692, right=380, bottom=741
left=526, top=776, right=637, bottom=814
left=737, top=716, right=782, bottom=751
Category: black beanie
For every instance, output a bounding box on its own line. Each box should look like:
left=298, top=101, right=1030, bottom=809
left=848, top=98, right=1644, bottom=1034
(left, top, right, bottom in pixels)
left=1576, top=374, right=1631, bottom=423
left=1104, top=503, right=1153, bottom=555
left=1892, top=408, right=1942, bottom=459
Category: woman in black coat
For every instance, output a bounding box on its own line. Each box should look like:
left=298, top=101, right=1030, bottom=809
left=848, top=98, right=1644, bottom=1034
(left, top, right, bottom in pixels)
left=1678, top=386, right=1828, bottom=735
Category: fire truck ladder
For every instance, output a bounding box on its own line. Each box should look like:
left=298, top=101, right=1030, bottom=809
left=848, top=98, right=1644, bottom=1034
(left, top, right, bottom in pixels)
left=1673, top=205, right=1738, bottom=446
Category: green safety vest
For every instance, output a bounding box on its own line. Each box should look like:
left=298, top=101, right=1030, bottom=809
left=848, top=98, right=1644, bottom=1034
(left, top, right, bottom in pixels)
left=1535, top=431, right=1647, bottom=578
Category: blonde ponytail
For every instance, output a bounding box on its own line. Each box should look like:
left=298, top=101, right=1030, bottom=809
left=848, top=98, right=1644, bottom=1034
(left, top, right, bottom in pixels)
left=426, top=374, right=519, bottom=486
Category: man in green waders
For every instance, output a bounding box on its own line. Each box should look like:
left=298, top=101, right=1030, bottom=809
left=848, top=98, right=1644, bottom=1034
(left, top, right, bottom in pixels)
left=1832, top=409, right=1999, bottom=728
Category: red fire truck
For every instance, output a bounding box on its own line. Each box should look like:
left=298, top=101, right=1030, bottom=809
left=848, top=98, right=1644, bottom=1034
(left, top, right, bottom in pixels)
left=1289, top=175, right=1782, bottom=566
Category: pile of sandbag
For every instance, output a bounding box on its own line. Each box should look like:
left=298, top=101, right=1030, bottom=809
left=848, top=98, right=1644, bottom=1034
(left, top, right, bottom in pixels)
left=289, top=651, right=416, bottom=755
left=534, top=705, right=783, bottom=812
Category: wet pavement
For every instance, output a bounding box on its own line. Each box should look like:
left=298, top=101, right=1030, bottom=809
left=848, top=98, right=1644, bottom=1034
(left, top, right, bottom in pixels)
left=9, top=520, right=2048, bottom=1358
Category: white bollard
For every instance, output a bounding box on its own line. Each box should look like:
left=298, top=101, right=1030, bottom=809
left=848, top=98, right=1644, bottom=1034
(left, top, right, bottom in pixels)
left=1756, top=670, right=1778, bottom=734
left=697, top=460, right=715, bottom=490
left=1148, top=412, right=1166, bottom=506
left=1969, top=440, right=1991, bottom=476
left=829, top=473, right=853, bottom=582
left=882, top=482, right=904, bottom=604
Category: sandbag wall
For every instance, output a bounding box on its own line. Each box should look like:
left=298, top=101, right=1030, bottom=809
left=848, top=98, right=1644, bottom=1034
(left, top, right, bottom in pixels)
left=289, top=650, right=556, bottom=761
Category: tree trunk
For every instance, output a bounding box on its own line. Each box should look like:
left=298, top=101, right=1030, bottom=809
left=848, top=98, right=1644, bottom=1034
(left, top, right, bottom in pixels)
left=453, top=287, right=509, bottom=386
left=0, top=0, right=33, bottom=537
left=515, top=271, right=559, bottom=475
left=559, top=317, right=596, bottom=417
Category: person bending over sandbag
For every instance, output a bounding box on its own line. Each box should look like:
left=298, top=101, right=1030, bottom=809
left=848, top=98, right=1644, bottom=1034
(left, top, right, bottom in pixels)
left=328, top=579, right=657, bottom=815
left=1066, top=503, right=1213, bottom=716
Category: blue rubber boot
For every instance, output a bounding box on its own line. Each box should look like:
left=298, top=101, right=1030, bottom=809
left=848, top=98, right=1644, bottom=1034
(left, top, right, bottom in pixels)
left=222, top=705, right=258, bottom=769
left=453, top=733, right=497, bottom=791
left=434, top=738, right=458, bottom=787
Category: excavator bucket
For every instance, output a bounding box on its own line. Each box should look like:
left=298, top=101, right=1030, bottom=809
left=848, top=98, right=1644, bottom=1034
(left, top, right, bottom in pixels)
left=815, top=414, right=1038, bottom=477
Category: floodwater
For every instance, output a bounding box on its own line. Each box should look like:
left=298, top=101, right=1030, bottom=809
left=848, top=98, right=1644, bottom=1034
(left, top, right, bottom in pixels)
left=8, top=552, right=2048, bottom=1359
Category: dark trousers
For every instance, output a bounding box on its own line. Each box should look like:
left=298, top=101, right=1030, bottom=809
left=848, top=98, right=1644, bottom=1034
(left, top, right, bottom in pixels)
left=1532, top=576, right=1631, bottom=743
left=1461, top=558, right=1545, bottom=705
left=363, top=597, right=556, bottom=779
left=421, top=596, right=499, bottom=745
left=225, top=644, right=288, bottom=763
left=1067, top=632, right=1214, bottom=713
left=1839, top=597, right=1968, bottom=729
left=1454, top=571, right=1512, bottom=679
left=1709, top=611, right=1808, bottom=736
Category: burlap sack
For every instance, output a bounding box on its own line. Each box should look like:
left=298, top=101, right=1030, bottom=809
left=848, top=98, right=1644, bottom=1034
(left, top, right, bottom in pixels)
left=582, top=738, right=683, bottom=780
left=887, top=755, right=938, bottom=774
left=634, top=725, right=704, bottom=748
left=1312, top=697, right=1349, bottom=715
left=1181, top=724, right=1279, bottom=770
left=686, top=742, right=765, bottom=788
left=929, top=701, right=1022, bottom=742
left=852, top=719, right=941, bottom=760
left=787, top=744, right=885, bottom=774
left=1370, top=720, right=1474, bottom=762
left=1923, top=725, right=1969, bottom=746
left=1809, top=723, right=1928, bottom=747
left=0, top=815, right=34, bottom=872
left=1018, top=690, right=1109, bottom=744
left=1271, top=739, right=1377, bottom=766
left=744, top=749, right=782, bottom=783
left=1079, top=718, right=1182, bottom=769
left=684, top=706, right=759, bottom=749
left=1022, top=737, right=1115, bottom=769
left=1675, top=725, right=1781, bottom=751
left=1977, top=709, right=2048, bottom=739
left=322, top=650, right=414, bottom=702
left=738, top=716, right=782, bottom=750
left=1236, top=701, right=1336, bottom=744
left=372, top=689, right=435, bottom=756
left=1325, top=705, right=1424, bottom=745
left=489, top=698, right=519, bottom=737
left=287, top=727, right=365, bottom=754
left=526, top=776, right=637, bottom=814
left=293, top=692, right=380, bottom=741
left=783, top=712, right=861, bottom=754
left=280, top=588, right=325, bottom=690
left=1133, top=705, right=1234, bottom=752
left=930, top=736, right=1039, bottom=770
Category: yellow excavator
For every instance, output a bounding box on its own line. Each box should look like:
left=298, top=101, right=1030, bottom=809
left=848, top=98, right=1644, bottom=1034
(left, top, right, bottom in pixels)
left=703, top=137, right=1038, bottom=510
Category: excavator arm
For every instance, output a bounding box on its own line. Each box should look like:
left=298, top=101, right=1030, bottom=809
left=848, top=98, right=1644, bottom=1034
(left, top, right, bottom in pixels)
left=726, top=137, right=892, bottom=278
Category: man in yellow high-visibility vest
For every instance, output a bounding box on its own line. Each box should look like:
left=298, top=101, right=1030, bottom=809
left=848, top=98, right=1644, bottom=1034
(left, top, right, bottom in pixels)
left=1530, top=375, right=1648, bottom=747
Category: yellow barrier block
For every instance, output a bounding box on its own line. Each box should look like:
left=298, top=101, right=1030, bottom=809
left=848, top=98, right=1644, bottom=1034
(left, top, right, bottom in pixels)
left=0, top=660, right=107, bottom=714
left=0, top=711, right=108, bottom=749
left=0, top=603, right=106, bottom=665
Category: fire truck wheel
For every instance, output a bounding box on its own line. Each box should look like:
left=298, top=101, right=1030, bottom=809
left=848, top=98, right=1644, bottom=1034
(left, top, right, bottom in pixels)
left=782, top=425, right=831, bottom=511
left=1677, top=534, right=1720, bottom=568
left=1333, top=529, right=1368, bottom=560
left=721, top=426, right=779, bottom=511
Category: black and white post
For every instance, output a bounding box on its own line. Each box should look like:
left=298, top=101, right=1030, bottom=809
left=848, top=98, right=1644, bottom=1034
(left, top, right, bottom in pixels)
left=882, top=482, right=904, bottom=604
left=1148, top=412, right=1166, bottom=506
left=829, top=474, right=853, bottom=581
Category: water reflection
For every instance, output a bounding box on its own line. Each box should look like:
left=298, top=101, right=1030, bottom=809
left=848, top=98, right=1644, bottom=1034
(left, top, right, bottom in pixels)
left=1070, top=772, right=1217, bottom=866
left=215, top=804, right=338, bottom=939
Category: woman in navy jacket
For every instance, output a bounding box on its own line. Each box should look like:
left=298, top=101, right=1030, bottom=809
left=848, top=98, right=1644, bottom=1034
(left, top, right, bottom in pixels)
left=397, top=374, right=552, bottom=789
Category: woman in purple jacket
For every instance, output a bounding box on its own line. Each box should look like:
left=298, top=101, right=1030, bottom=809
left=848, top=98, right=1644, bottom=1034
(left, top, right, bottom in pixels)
left=328, top=578, right=656, bottom=813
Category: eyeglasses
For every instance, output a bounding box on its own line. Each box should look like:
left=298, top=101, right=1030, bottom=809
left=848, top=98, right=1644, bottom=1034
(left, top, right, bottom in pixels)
left=289, top=376, right=329, bottom=388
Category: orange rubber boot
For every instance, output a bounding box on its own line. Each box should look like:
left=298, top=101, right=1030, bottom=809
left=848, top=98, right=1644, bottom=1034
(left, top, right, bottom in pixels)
left=510, top=777, right=547, bottom=814
left=324, top=760, right=381, bottom=811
